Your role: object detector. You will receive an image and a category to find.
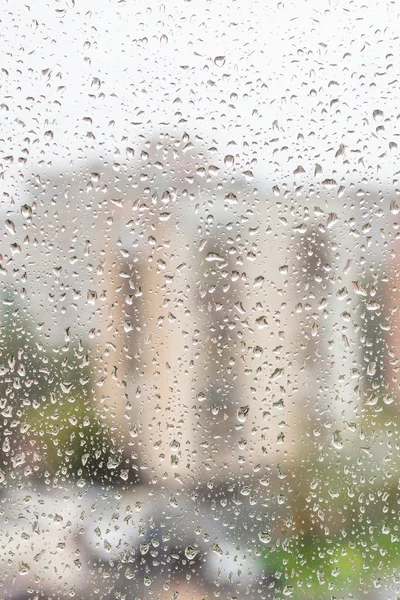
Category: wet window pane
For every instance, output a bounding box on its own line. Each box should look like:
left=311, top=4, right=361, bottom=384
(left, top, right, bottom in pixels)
left=1, top=1, right=400, bottom=598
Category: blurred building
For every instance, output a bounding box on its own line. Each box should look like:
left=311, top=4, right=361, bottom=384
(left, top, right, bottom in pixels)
left=0, top=131, right=372, bottom=492
left=0, top=129, right=396, bottom=600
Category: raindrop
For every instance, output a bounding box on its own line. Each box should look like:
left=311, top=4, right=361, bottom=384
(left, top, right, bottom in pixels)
left=214, top=56, right=226, bottom=67
left=185, top=545, right=199, bottom=560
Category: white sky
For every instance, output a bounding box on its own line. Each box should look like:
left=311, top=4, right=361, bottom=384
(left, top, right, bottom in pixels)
left=1, top=0, right=400, bottom=206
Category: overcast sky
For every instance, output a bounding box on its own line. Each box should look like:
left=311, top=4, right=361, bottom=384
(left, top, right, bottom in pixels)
left=1, top=0, right=400, bottom=208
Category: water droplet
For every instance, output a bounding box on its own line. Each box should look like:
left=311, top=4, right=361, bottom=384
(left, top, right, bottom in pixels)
left=331, top=430, right=343, bottom=450
left=185, top=545, right=199, bottom=560
left=214, top=56, right=225, bottom=67
left=258, top=531, right=271, bottom=544
left=237, top=406, right=249, bottom=423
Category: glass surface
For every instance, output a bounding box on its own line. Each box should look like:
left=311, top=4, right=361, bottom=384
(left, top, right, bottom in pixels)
left=1, top=1, right=400, bottom=598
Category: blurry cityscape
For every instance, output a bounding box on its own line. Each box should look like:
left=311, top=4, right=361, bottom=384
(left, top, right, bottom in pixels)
left=1, top=0, right=400, bottom=598
left=0, top=129, right=399, bottom=600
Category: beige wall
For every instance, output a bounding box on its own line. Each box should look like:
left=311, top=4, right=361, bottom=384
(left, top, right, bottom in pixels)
left=93, top=188, right=309, bottom=486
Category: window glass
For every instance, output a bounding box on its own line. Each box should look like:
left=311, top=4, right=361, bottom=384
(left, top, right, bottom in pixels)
left=1, top=1, right=399, bottom=599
